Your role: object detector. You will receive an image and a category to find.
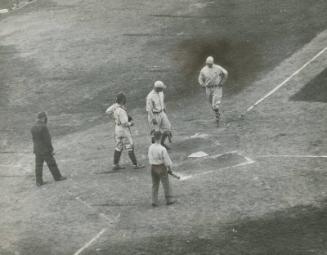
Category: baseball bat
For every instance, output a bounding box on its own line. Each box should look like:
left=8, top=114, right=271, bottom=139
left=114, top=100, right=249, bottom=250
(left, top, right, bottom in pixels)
left=168, top=171, right=181, bottom=180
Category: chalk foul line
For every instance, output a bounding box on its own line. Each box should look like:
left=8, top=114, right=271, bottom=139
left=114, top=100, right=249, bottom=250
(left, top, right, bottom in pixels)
left=247, top=46, right=327, bottom=112
left=257, top=155, right=327, bottom=158
left=73, top=228, right=107, bottom=255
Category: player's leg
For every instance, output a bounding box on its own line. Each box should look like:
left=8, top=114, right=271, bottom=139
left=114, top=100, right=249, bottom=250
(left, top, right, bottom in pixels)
left=44, top=154, right=65, bottom=181
left=151, top=166, right=160, bottom=206
left=212, top=87, right=222, bottom=126
left=206, top=87, right=219, bottom=124
left=148, top=114, right=159, bottom=143
left=160, top=167, right=174, bottom=205
left=160, top=112, right=172, bottom=150
left=113, top=136, right=124, bottom=170
left=125, top=134, right=144, bottom=169
left=35, top=154, right=44, bottom=186
left=206, top=87, right=213, bottom=107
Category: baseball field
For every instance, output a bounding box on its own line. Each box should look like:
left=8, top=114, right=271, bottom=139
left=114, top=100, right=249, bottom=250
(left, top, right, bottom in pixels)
left=0, top=0, right=327, bottom=254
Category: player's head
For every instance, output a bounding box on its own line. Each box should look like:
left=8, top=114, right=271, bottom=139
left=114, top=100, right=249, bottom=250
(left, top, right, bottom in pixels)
left=154, top=80, right=166, bottom=92
left=37, top=111, right=48, bottom=123
left=206, top=56, right=214, bottom=68
left=116, top=92, right=126, bottom=105
left=153, top=131, right=162, bottom=142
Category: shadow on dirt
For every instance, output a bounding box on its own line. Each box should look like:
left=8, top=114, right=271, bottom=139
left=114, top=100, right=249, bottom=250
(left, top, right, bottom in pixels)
left=173, top=38, right=260, bottom=96
left=90, top=200, right=327, bottom=255
left=290, top=68, right=327, bottom=103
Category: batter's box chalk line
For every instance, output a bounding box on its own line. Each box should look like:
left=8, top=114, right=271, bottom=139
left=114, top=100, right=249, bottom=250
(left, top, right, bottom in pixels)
left=180, top=151, right=255, bottom=181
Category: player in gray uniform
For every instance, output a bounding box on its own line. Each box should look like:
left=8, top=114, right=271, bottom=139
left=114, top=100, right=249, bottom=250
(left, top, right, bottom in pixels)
left=198, top=56, right=228, bottom=126
left=106, top=92, right=144, bottom=170
left=146, top=81, right=172, bottom=149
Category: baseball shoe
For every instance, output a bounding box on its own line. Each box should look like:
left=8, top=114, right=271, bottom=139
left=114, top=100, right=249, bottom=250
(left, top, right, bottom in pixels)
left=133, top=164, right=145, bottom=169
left=152, top=203, right=158, bottom=207
left=36, top=181, right=47, bottom=187
left=112, top=165, right=125, bottom=171
left=55, top=176, right=67, bottom=182
left=166, top=200, right=176, bottom=206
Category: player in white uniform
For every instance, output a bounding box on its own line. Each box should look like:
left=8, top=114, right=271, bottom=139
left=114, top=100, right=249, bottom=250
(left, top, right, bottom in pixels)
left=146, top=81, right=172, bottom=149
left=106, top=92, right=144, bottom=170
left=198, top=56, right=228, bottom=126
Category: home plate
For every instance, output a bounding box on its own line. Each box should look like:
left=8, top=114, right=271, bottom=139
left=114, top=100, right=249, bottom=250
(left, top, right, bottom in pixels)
left=190, top=133, right=209, bottom=139
left=188, top=151, right=208, bottom=158
left=0, top=9, right=9, bottom=14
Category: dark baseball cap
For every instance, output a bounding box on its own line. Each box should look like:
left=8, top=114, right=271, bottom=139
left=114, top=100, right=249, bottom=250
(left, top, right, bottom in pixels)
left=116, top=92, right=126, bottom=104
left=153, top=131, right=162, bottom=140
left=37, top=111, right=47, bottom=119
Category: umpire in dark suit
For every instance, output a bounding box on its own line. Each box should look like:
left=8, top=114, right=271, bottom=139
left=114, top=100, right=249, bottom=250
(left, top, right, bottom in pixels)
left=31, top=112, right=66, bottom=186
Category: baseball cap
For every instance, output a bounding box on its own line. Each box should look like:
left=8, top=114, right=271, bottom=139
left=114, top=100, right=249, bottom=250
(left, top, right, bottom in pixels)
left=154, top=80, right=166, bottom=89
left=153, top=131, right=162, bottom=140
left=37, top=111, right=47, bottom=119
left=206, top=56, right=214, bottom=64
left=116, top=92, right=126, bottom=104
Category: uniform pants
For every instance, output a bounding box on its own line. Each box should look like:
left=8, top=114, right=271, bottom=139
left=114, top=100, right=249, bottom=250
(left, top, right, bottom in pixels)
left=115, top=129, right=134, bottom=152
left=148, top=111, right=172, bottom=133
left=35, top=153, right=62, bottom=184
left=151, top=164, right=172, bottom=204
left=205, top=86, right=222, bottom=111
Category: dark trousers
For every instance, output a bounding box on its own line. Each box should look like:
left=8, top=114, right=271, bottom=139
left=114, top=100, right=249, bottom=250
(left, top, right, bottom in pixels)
left=151, top=164, right=172, bottom=204
left=35, top=153, right=62, bottom=184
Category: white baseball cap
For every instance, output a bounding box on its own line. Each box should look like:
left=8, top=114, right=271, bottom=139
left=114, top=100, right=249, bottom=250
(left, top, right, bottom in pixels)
left=154, top=80, right=166, bottom=89
left=206, top=56, right=214, bottom=64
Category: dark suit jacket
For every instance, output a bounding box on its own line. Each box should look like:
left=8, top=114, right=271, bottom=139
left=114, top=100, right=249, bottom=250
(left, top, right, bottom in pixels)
left=31, top=120, right=54, bottom=155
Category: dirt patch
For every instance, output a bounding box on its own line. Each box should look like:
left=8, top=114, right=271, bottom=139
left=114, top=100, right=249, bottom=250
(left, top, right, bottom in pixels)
left=172, top=137, right=219, bottom=153
left=290, top=68, right=327, bottom=103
